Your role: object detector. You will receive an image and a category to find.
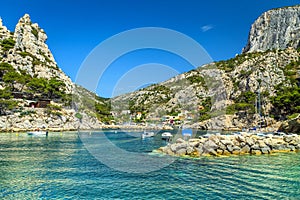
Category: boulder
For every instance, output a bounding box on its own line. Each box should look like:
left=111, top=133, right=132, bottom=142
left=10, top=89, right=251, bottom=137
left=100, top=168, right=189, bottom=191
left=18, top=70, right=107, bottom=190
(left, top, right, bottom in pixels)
left=221, top=139, right=233, bottom=146
left=264, top=138, right=274, bottom=147
left=236, top=135, right=246, bottom=143
left=196, top=147, right=204, bottom=155
left=208, top=135, right=220, bottom=144
left=258, top=140, right=267, bottom=148
left=176, top=148, right=187, bottom=156
left=245, top=137, right=255, bottom=146
left=203, top=140, right=218, bottom=150
left=176, top=138, right=186, bottom=144
left=251, top=144, right=261, bottom=150
left=216, top=149, right=223, bottom=155
left=261, top=147, right=270, bottom=154
left=287, top=145, right=295, bottom=151
left=284, top=136, right=294, bottom=143
left=188, top=142, right=200, bottom=148
left=186, top=146, right=194, bottom=155
left=240, top=145, right=251, bottom=154
left=227, top=145, right=234, bottom=152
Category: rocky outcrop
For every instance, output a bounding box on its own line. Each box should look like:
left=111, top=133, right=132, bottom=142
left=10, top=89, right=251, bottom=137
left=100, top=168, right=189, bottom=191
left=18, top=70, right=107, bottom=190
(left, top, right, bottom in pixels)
left=0, top=14, right=105, bottom=131
left=0, top=18, right=11, bottom=40
left=157, top=132, right=300, bottom=157
left=243, top=5, right=300, bottom=53
left=279, top=114, right=300, bottom=133
left=0, top=107, right=102, bottom=132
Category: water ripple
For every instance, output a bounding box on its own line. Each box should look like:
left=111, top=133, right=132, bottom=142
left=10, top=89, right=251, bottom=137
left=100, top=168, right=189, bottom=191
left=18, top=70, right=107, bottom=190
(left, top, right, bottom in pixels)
left=0, top=132, right=299, bottom=199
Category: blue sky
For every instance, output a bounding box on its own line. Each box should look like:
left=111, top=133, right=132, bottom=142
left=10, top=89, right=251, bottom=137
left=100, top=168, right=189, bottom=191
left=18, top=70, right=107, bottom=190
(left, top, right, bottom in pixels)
left=0, top=0, right=299, bottom=97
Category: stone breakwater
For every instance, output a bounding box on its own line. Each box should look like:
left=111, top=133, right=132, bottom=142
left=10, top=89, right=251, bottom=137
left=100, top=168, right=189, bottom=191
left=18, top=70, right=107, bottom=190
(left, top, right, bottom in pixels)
left=157, top=133, right=300, bottom=157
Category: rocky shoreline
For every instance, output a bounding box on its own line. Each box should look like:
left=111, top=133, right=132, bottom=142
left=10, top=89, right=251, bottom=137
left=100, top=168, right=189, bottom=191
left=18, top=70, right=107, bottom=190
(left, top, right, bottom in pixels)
left=157, top=132, right=300, bottom=157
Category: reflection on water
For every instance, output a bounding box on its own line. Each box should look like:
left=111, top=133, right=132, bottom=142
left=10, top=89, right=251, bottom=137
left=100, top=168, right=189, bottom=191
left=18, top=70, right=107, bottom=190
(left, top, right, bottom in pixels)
left=0, top=131, right=299, bottom=199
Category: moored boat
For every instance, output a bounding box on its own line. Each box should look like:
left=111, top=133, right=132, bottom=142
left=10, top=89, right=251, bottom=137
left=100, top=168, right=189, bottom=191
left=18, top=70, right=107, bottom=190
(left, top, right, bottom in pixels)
left=141, top=131, right=155, bottom=139
left=161, top=132, right=172, bottom=140
left=27, top=131, right=48, bottom=136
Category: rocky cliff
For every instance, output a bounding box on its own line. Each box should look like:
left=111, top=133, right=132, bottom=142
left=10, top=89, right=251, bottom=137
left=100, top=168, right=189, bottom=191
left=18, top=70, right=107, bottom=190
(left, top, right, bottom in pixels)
left=243, top=5, right=300, bottom=53
left=0, top=14, right=104, bottom=131
left=112, top=6, right=300, bottom=132
left=1, top=14, right=73, bottom=92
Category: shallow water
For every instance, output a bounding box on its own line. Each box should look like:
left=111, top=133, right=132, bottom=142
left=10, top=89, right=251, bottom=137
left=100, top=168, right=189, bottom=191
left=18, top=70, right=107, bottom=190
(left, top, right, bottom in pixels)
left=0, top=131, right=299, bottom=199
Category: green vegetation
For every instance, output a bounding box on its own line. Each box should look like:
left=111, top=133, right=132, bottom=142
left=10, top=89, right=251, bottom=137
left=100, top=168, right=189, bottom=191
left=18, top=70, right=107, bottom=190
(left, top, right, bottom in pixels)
left=19, top=110, right=36, bottom=117
left=215, top=51, right=265, bottom=72
left=0, top=61, right=69, bottom=114
left=45, top=104, right=62, bottom=116
left=73, top=86, right=113, bottom=123
left=199, top=97, right=212, bottom=121
left=0, top=38, right=15, bottom=51
left=31, top=27, right=39, bottom=39
left=287, top=113, right=300, bottom=120
left=27, top=77, right=66, bottom=99
left=18, top=51, right=31, bottom=58
left=75, top=113, right=83, bottom=120
left=0, top=88, right=17, bottom=115
left=167, top=108, right=180, bottom=116
left=226, top=91, right=256, bottom=115
left=282, top=59, right=300, bottom=84
left=271, top=85, right=300, bottom=119
left=95, top=101, right=113, bottom=123
left=187, top=74, right=205, bottom=85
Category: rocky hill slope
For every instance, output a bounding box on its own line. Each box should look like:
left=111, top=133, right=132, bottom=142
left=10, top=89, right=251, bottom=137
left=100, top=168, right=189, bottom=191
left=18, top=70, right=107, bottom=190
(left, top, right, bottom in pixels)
left=0, top=14, right=106, bottom=131
left=112, top=5, right=300, bottom=132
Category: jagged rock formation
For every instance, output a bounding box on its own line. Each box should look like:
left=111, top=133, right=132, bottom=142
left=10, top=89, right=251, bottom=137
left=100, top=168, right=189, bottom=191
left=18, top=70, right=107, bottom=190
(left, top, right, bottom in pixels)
left=243, top=5, right=300, bottom=53
left=0, top=18, right=11, bottom=40
left=0, top=14, right=104, bottom=131
left=1, top=14, right=73, bottom=92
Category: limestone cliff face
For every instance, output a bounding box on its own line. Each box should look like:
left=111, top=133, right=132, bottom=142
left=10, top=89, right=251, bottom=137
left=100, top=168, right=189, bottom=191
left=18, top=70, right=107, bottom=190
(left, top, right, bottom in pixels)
left=243, top=5, right=300, bottom=53
left=1, top=14, right=73, bottom=93
left=0, top=14, right=104, bottom=131
left=0, top=18, right=11, bottom=40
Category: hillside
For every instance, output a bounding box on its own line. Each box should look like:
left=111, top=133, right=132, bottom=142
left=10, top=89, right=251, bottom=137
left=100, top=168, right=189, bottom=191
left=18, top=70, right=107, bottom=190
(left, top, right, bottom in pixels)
left=1, top=6, right=300, bottom=133
left=112, top=6, right=300, bottom=132
left=0, top=14, right=108, bottom=131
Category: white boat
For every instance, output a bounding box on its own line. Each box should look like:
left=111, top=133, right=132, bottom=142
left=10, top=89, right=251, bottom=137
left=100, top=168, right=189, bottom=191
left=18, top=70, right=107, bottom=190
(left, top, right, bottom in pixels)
left=27, top=131, right=48, bottom=136
left=161, top=132, right=172, bottom=140
left=141, top=131, right=155, bottom=139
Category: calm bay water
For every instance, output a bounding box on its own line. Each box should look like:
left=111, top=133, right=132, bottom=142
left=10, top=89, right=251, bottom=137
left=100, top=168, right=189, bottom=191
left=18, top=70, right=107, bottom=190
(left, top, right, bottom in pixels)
left=0, top=131, right=299, bottom=199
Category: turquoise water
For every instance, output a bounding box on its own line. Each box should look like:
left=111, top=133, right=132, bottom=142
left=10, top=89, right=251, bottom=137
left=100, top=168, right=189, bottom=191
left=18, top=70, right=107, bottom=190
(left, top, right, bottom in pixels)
left=0, top=131, right=299, bottom=199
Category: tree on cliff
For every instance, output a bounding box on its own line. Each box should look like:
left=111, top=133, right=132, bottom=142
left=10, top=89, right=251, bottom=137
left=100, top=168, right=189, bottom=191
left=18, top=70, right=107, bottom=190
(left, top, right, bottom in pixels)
left=27, top=77, right=66, bottom=99
left=0, top=88, right=17, bottom=115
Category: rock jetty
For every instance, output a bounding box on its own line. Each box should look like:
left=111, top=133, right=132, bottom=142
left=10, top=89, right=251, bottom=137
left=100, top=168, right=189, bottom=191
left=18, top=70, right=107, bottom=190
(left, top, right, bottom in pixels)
left=157, top=132, right=300, bottom=157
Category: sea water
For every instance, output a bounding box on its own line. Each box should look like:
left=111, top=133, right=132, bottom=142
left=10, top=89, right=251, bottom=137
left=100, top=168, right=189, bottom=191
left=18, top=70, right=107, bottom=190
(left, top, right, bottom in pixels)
left=0, top=131, right=299, bottom=199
